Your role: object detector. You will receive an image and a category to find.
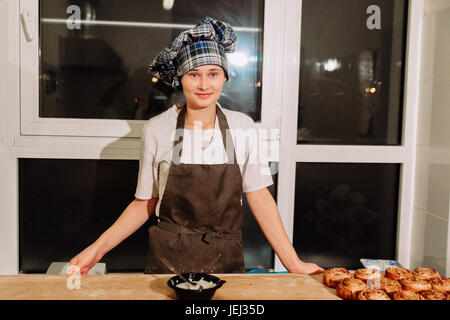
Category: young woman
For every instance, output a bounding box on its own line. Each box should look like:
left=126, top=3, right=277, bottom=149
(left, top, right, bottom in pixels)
left=68, top=17, right=324, bottom=275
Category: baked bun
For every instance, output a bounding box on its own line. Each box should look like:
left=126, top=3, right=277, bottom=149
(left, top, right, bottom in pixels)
left=392, top=290, right=421, bottom=300
left=419, top=289, right=448, bottom=300
left=412, top=267, right=440, bottom=280
left=373, top=276, right=402, bottom=297
left=354, top=268, right=382, bottom=283
left=357, top=289, right=390, bottom=300
left=429, top=277, right=450, bottom=293
left=400, top=276, right=432, bottom=293
left=336, top=278, right=368, bottom=300
left=384, top=266, right=412, bottom=281
left=323, top=267, right=352, bottom=288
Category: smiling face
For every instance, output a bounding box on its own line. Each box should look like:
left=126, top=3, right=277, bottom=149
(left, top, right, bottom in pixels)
left=180, top=64, right=227, bottom=110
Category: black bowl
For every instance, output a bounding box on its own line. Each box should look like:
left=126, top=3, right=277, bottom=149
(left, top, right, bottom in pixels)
left=167, top=272, right=226, bottom=300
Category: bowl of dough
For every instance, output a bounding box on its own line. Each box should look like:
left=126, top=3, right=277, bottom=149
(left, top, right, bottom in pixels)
left=167, top=272, right=226, bottom=300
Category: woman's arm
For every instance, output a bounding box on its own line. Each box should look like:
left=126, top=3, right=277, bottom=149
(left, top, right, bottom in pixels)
left=68, top=197, right=158, bottom=275
left=95, top=197, right=158, bottom=256
left=245, top=187, right=324, bottom=275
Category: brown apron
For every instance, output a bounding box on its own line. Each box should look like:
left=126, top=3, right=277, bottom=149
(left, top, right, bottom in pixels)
left=145, top=105, right=245, bottom=274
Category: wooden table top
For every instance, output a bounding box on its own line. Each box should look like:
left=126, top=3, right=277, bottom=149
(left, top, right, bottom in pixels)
left=0, top=273, right=340, bottom=300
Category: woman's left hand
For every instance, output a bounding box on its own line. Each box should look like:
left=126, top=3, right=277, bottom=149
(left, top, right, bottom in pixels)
left=289, top=261, right=325, bottom=275
left=246, top=188, right=325, bottom=276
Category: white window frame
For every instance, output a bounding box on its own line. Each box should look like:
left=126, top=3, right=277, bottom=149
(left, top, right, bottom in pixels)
left=19, top=0, right=281, bottom=138
left=274, top=0, right=423, bottom=271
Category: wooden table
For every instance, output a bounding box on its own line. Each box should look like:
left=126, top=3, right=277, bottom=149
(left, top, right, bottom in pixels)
left=0, top=273, right=340, bottom=300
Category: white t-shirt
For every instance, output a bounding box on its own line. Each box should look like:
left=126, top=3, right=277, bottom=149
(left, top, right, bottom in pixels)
left=135, top=103, right=274, bottom=216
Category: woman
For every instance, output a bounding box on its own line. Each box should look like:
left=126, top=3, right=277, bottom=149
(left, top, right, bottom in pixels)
left=68, top=17, right=324, bottom=275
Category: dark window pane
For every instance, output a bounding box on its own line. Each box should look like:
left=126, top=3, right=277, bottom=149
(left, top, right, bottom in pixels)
left=19, top=159, right=275, bottom=273
left=298, top=0, right=408, bottom=145
left=293, top=163, right=399, bottom=269
left=19, top=159, right=145, bottom=273
left=40, top=0, right=264, bottom=121
left=242, top=162, right=278, bottom=270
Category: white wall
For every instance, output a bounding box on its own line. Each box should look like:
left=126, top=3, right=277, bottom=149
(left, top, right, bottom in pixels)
left=412, top=0, right=450, bottom=276
left=0, top=0, right=20, bottom=275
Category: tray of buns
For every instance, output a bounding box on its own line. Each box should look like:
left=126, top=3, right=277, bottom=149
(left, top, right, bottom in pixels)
left=322, top=265, right=450, bottom=300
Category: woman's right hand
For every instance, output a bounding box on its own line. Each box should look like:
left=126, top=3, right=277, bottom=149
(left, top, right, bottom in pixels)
left=67, top=243, right=103, bottom=276
left=66, top=198, right=156, bottom=276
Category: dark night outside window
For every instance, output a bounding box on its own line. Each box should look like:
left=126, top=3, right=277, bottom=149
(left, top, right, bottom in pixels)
left=298, top=0, right=408, bottom=145
left=39, top=0, right=264, bottom=121
left=293, top=162, right=400, bottom=270
left=19, top=158, right=275, bottom=273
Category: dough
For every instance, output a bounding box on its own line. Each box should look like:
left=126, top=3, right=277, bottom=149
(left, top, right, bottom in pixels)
left=400, top=276, right=432, bottom=293
left=323, top=267, right=352, bottom=288
left=336, top=278, right=368, bottom=300
left=392, top=290, right=421, bottom=300
left=175, top=279, right=216, bottom=290
left=429, top=277, right=450, bottom=293
left=412, top=267, right=440, bottom=280
left=384, top=266, right=412, bottom=281
left=419, top=289, right=448, bottom=300
left=357, top=289, right=390, bottom=300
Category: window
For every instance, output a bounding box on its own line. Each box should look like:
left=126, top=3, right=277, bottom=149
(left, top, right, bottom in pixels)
left=273, top=0, right=416, bottom=272
left=19, top=158, right=277, bottom=272
left=20, top=0, right=266, bottom=137
left=293, top=162, right=399, bottom=269
left=297, top=0, right=408, bottom=145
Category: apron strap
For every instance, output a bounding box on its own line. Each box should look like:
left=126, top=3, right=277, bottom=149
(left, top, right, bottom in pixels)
left=216, top=106, right=238, bottom=165
left=172, top=105, right=238, bottom=165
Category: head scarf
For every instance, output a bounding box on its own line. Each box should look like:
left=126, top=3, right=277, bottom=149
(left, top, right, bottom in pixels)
left=148, top=16, right=237, bottom=88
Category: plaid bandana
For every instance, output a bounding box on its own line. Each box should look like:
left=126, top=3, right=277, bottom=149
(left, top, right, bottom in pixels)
left=148, top=16, right=237, bottom=88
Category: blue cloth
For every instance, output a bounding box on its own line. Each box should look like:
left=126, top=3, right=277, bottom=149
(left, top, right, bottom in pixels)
left=246, top=270, right=290, bottom=274
left=148, top=16, right=237, bottom=88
